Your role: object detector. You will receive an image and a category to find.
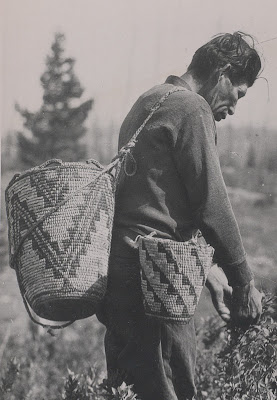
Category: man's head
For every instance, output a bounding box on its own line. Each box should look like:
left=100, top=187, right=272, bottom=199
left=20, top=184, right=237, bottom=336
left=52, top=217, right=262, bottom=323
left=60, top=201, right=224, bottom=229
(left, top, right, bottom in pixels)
left=187, top=32, right=262, bottom=121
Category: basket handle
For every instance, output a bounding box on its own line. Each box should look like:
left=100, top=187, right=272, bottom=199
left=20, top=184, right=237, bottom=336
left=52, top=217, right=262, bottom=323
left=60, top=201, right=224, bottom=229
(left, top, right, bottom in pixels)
left=15, top=260, right=75, bottom=330
left=22, top=294, right=75, bottom=330
left=37, top=159, right=63, bottom=169
left=13, top=257, right=74, bottom=329
left=85, top=159, right=103, bottom=169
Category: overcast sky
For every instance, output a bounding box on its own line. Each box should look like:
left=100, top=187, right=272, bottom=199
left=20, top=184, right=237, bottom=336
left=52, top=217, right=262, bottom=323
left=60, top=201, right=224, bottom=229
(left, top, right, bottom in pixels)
left=1, top=0, right=277, bottom=139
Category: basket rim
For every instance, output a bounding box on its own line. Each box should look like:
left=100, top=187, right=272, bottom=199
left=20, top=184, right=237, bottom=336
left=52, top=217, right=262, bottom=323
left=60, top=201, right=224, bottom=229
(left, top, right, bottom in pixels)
left=5, top=161, right=112, bottom=191
left=138, top=235, right=213, bottom=249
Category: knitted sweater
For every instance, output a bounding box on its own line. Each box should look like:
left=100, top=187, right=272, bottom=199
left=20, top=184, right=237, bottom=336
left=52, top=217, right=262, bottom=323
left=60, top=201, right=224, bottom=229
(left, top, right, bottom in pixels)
left=111, top=75, right=253, bottom=287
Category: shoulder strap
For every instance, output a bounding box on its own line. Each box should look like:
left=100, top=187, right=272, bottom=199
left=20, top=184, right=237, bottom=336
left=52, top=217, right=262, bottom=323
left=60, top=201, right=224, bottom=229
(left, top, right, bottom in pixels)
left=123, top=86, right=185, bottom=151
left=116, top=86, right=185, bottom=156
left=109, top=86, right=186, bottom=176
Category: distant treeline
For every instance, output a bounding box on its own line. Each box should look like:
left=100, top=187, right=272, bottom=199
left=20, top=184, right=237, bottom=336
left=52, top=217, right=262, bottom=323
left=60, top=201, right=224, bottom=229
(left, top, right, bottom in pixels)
left=218, top=124, right=277, bottom=172
left=217, top=124, right=277, bottom=196
left=2, top=123, right=277, bottom=196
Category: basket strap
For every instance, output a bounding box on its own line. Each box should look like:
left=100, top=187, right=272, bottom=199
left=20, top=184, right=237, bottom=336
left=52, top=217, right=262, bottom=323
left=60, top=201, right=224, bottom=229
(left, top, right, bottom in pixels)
left=112, top=86, right=186, bottom=176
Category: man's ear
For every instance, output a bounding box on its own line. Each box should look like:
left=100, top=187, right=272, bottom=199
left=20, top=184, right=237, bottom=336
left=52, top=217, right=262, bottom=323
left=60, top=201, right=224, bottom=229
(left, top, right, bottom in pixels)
left=212, top=65, right=232, bottom=84
left=219, top=64, right=232, bottom=78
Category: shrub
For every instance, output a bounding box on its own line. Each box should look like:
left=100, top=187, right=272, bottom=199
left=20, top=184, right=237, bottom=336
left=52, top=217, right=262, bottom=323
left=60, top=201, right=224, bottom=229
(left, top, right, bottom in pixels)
left=0, top=318, right=106, bottom=400
left=62, top=370, right=139, bottom=400
left=1, top=297, right=276, bottom=399
left=196, top=295, right=277, bottom=400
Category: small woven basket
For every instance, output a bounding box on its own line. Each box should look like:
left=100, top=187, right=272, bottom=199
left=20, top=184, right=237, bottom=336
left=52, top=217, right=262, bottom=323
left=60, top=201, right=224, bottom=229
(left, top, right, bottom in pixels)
left=138, top=236, right=214, bottom=323
left=5, top=159, right=116, bottom=322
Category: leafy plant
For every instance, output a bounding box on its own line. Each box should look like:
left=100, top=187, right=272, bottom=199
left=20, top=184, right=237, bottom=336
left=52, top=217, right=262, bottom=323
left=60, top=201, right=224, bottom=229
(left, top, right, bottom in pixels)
left=1, top=290, right=276, bottom=400
left=196, top=295, right=277, bottom=400
left=62, top=368, right=139, bottom=400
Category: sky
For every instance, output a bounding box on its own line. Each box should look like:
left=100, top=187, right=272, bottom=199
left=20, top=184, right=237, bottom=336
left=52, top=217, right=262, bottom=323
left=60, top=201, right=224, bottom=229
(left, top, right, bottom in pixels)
left=1, top=0, right=277, bottom=139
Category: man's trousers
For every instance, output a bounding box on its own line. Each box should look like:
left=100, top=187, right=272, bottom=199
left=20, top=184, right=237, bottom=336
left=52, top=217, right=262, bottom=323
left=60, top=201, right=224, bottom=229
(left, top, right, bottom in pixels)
left=97, top=255, right=197, bottom=400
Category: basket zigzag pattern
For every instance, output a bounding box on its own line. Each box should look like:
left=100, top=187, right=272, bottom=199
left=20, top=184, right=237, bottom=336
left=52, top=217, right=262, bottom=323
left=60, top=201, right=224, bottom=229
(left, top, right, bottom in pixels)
left=139, top=238, right=214, bottom=322
left=6, top=162, right=115, bottom=321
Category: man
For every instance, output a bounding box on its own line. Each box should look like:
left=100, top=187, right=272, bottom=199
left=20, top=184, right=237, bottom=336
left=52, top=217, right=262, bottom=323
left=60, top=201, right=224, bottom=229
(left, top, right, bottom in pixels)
left=97, top=32, right=263, bottom=400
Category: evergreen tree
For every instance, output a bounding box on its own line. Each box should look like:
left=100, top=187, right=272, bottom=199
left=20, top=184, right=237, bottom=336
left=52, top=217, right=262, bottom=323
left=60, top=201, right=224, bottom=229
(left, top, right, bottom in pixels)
left=16, top=33, right=93, bottom=166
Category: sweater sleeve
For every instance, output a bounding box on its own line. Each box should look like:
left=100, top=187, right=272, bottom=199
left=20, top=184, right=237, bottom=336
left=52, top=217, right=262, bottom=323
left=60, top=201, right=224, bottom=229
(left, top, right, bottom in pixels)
left=172, top=99, right=253, bottom=287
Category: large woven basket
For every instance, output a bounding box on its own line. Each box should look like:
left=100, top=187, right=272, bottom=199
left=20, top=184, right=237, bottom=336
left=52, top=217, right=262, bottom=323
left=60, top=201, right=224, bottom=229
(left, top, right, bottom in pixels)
left=5, top=159, right=116, bottom=322
left=138, top=236, right=214, bottom=323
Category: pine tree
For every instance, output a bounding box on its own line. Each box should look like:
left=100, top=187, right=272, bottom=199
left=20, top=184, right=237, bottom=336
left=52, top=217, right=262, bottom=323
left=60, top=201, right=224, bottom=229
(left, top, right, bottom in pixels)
left=16, top=33, right=93, bottom=167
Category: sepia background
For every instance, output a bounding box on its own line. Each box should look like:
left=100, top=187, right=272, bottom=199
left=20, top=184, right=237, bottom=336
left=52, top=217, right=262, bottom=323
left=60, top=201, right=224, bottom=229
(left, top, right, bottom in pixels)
left=1, top=0, right=276, bottom=398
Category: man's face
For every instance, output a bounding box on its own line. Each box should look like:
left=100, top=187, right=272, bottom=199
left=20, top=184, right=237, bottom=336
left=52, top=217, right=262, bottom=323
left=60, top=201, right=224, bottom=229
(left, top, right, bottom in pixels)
left=202, top=74, right=248, bottom=122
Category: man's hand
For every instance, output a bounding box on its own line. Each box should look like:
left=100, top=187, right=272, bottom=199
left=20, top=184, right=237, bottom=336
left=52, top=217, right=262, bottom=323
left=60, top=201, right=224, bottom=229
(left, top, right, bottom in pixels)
left=206, top=265, right=233, bottom=322
left=231, top=280, right=263, bottom=327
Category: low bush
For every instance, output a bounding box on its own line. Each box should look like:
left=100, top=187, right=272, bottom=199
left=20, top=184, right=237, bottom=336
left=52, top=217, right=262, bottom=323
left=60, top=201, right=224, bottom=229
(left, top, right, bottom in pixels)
left=0, top=296, right=276, bottom=399
left=196, top=294, right=277, bottom=400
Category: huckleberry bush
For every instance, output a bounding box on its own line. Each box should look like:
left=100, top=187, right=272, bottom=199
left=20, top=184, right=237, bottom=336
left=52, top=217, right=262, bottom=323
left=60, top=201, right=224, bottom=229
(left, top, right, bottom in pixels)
left=1, top=296, right=276, bottom=399
left=196, top=294, right=277, bottom=400
left=62, top=369, right=139, bottom=400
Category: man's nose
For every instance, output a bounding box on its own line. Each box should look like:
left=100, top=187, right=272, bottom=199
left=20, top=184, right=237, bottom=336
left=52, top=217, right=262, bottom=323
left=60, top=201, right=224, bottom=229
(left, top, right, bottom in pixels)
left=228, top=105, right=236, bottom=115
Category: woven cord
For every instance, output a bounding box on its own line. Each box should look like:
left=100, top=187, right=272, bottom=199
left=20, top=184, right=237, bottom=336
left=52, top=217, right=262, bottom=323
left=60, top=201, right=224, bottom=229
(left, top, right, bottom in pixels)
left=122, top=86, right=184, bottom=151
left=116, top=86, right=185, bottom=176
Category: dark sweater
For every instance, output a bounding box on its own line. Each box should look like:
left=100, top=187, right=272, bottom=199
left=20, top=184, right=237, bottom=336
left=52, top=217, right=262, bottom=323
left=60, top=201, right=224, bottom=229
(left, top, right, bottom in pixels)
left=111, top=75, right=253, bottom=287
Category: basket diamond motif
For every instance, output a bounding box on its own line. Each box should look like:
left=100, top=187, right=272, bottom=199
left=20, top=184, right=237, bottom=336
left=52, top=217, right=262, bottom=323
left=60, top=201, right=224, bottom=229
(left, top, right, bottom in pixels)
left=138, top=236, right=214, bottom=323
left=5, top=160, right=116, bottom=322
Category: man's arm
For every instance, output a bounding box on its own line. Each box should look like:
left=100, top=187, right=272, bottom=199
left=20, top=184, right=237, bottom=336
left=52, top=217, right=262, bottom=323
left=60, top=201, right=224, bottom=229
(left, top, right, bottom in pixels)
left=173, top=100, right=251, bottom=285
left=172, top=97, right=262, bottom=324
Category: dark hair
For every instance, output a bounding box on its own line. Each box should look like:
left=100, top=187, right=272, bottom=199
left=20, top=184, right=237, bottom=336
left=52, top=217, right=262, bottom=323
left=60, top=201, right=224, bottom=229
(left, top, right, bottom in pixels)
left=188, top=32, right=262, bottom=87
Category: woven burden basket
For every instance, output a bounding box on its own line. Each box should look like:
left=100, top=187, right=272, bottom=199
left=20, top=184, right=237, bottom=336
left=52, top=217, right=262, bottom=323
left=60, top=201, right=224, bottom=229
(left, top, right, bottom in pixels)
left=138, top=236, right=214, bottom=323
left=5, top=88, right=187, bottom=327
left=5, top=159, right=116, bottom=322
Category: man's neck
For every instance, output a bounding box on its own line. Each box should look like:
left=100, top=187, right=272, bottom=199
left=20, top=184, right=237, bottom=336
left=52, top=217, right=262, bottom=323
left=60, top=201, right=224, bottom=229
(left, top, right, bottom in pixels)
left=179, top=72, right=203, bottom=94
